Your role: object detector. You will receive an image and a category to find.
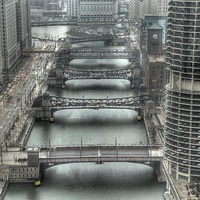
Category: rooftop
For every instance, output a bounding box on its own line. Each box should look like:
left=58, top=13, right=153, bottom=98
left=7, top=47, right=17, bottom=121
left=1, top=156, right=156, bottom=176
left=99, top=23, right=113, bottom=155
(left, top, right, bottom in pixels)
left=148, top=24, right=163, bottom=30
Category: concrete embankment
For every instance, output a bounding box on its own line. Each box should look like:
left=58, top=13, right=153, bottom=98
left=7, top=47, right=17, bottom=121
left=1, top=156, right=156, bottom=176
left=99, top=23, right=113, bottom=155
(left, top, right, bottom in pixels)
left=31, top=21, right=77, bottom=27
left=19, top=117, right=35, bottom=148
left=0, top=180, right=9, bottom=200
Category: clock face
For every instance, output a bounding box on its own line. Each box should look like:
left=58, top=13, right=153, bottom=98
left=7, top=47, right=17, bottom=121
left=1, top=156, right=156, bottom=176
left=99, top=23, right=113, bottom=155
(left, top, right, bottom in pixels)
left=152, top=33, right=158, bottom=39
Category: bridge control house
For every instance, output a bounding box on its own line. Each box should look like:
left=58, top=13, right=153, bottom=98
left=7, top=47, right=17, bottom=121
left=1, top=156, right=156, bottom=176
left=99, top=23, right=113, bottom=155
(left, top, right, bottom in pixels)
left=9, top=148, right=40, bottom=184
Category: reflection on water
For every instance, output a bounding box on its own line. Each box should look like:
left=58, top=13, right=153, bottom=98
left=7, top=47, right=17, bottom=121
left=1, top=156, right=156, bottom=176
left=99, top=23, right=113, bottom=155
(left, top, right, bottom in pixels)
left=27, top=109, right=147, bottom=146
left=5, top=163, right=165, bottom=200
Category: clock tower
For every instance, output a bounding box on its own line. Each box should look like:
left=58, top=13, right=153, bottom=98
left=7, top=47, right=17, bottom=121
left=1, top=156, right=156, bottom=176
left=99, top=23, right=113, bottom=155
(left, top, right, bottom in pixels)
left=147, top=24, right=163, bottom=55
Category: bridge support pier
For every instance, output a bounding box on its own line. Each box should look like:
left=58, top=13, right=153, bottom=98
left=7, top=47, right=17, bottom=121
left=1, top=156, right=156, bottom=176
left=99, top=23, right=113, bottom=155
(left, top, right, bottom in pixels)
left=104, top=39, right=113, bottom=45
left=129, top=76, right=134, bottom=89
left=132, top=62, right=142, bottom=88
left=135, top=107, right=143, bottom=121
left=55, top=77, right=66, bottom=89
left=153, top=162, right=165, bottom=183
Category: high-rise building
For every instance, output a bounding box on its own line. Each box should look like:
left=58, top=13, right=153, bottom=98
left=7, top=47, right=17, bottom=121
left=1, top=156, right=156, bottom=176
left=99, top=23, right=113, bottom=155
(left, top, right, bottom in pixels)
left=19, top=0, right=32, bottom=50
left=129, top=0, right=140, bottom=23
left=142, top=0, right=157, bottom=17
left=164, top=0, right=200, bottom=183
left=67, top=0, right=78, bottom=19
left=0, top=0, right=31, bottom=85
left=118, top=0, right=129, bottom=16
left=140, top=0, right=169, bottom=19
left=67, top=0, right=119, bottom=22
left=78, top=0, right=119, bottom=23
left=156, top=0, right=169, bottom=16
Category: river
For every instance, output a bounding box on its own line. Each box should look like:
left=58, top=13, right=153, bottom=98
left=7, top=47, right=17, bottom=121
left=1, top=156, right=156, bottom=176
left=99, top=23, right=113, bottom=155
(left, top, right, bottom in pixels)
left=4, top=25, right=165, bottom=200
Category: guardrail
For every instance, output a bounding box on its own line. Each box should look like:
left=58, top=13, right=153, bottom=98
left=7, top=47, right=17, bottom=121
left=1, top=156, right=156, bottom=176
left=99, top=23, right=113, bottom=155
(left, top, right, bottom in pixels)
left=39, top=156, right=163, bottom=164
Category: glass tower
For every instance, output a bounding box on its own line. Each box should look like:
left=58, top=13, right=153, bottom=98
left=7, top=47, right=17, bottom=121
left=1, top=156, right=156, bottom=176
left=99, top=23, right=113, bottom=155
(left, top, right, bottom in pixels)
left=164, top=0, right=200, bottom=183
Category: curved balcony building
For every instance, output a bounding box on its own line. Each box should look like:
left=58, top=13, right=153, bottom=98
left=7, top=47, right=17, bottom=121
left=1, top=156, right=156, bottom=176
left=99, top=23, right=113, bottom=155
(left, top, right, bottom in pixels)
left=164, top=0, right=200, bottom=183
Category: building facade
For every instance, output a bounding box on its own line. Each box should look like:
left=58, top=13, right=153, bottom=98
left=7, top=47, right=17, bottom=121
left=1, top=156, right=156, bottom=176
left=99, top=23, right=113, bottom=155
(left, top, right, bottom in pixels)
left=164, top=0, right=200, bottom=183
left=156, top=0, right=169, bottom=16
left=30, top=0, right=47, bottom=9
left=31, top=0, right=64, bottom=10
left=118, top=0, right=129, bottom=16
left=142, top=0, right=157, bottom=17
left=129, top=0, right=140, bottom=23
left=0, top=0, right=31, bottom=85
left=146, top=24, right=166, bottom=101
left=139, top=0, right=169, bottom=19
left=67, top=0, right=78, bottom=19
left=77, top=0, right=119, bottom=23
left=19, top=0, right=32, bottom=50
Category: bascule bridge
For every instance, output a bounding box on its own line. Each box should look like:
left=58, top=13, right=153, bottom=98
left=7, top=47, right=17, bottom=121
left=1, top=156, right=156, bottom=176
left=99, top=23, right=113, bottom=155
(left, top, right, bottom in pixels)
left=31, top=93, right=155, bottom=122
left=1, top=144, right=163, bottom=184
left=47, top=66, right=136, bottom=88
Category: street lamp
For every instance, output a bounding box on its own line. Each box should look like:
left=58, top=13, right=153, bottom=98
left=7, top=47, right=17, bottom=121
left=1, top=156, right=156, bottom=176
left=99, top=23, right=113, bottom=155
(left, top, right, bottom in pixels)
left=115, top=137, right=118, bottom=160
left=80, top=138, right=83, bottom=157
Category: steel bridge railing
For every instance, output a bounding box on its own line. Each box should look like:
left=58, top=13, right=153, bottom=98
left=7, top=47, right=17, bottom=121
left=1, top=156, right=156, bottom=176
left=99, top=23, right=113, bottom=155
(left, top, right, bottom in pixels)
left=62, top=68, right=133, bottom=80
left=32, top=95, right=155, bottom=110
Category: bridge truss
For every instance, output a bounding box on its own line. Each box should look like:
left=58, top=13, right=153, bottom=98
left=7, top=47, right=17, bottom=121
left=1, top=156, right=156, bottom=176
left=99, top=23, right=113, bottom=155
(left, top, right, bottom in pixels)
left=67, top=49, right=138, bottom=60
left=23, top=49, right=139, bottom=60
left=62, top=68, right=133, bottom=80
left=32, top=95, right=154, bottom=111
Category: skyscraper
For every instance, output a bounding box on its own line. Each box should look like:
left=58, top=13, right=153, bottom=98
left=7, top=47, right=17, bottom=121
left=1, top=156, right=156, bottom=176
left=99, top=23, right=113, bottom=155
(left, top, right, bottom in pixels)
left=19, top=0, right=32, bottom=50
left=67, top=0, right=119, bottom=23
left=129, top=0, right=140, bottom=23
left=156, top=0, right=170, bottom=16
left=67, top=0, right=78, bottom=19
left=139, top=0, right=169, bottom=19
left=0, top=0, right=31, bottom=85
left=164, top=0, right=200, bottom=183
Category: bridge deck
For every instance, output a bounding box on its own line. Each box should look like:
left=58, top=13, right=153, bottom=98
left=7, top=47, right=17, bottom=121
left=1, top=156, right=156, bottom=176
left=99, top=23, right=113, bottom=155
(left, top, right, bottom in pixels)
left=22, top=49, right=139, bottom=60
left=2, top=145, right=163, bottom=166
left=39, top=156, right=163, bottom=165
left=63, top=68, right=133, bottom=80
